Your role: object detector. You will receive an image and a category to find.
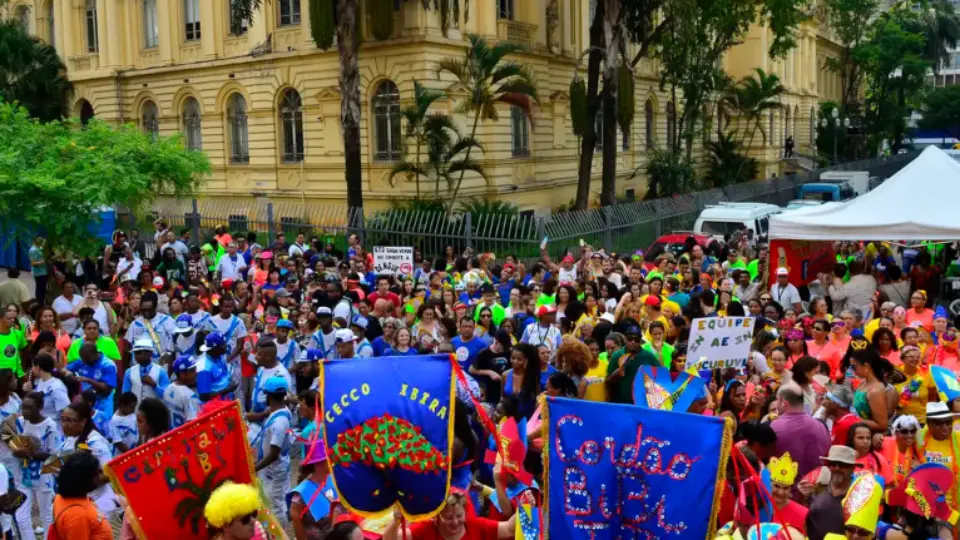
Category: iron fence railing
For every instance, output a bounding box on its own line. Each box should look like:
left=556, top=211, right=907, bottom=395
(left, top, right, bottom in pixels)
left=129, top=152, right=918, bottom=262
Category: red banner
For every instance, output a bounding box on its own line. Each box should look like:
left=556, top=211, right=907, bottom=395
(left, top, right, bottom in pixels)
left=105, top=400, right=257, bottom=540
left=768, top=239, right=836, bottom=286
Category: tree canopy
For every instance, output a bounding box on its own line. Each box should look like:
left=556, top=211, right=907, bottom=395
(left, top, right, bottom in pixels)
left=0, top=19, right=73, bottom=121
left=0, top=102, right=209, bottom=253
left=918, top=85, right=960, bottom=142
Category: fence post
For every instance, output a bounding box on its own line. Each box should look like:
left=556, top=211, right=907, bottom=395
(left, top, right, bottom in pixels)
left=603, top=206, right=613, bottom=253
left=190, top=198, right=200, bottom=245
left=267, top=202, right=276, bottom=241
left=652, top=202, right=662, bottom=239
left=465, top=212, right=473, bottom=251
left=535, top=216, right=545, bottom=245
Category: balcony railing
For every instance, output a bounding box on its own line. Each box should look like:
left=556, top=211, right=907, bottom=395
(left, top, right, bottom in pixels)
left=497, top=20, right=536, bottom=46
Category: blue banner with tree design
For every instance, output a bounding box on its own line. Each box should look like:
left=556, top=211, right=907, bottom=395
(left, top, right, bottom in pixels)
left=320, top=354, right=456, bottom=520
left=542, top=397, right=733, bottom=539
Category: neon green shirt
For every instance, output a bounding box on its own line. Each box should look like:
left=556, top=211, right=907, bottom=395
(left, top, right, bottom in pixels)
left=0, top=329, right=26, bottom=377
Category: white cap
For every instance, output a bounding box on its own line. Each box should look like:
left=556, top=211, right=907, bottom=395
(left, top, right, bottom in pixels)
left=132, top=337, right=156, bottom=352
left=776, top=267, right=789, bottom=276
left=335, top=329, right=358, bottom=344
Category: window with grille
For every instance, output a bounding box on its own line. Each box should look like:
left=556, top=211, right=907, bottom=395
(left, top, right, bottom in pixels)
left=182, top=97, right=202, bottom=151
left=372, top=81, right=401, bottom=162
left=47, top=2, right=54, bottom=47
left=511, top=106, right=529, bottom=157
left=227, top=94, right=249, bottom=164
left=280, top=90, right=304, bottom=163
left=143, top=0, right=159, bottom=48
left=228, top=214, right=249, bottom=233
left=142, top=101, right=160, bottom=141
left=499, top=0, right=514, bottom=19
left=644, top=100, right=654, bottom=149
left=85, top=0, right=98, bottom=52
left=278, top=0, right=301, bottom=26
left=229, top=0, right=248, bottom=35
left=184, top=0, right=201, bottom=40
left=280, top=216, right=301, bottom=236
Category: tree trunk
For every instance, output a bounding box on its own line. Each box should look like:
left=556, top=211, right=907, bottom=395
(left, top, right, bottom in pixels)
left=599, top=0, right=622, bottom=207
left=339, top=0, right=364, bottom=213
left=448, top=113, right=480, bottom=208
left=573, top=1, right=605, bottom=211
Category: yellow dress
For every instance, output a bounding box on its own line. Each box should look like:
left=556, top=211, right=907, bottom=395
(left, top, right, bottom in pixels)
left=582, top=360, right=609, bottom=402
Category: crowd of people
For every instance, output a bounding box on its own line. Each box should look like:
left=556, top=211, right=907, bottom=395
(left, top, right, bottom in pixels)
left=0, top=220, right=955, bottom=539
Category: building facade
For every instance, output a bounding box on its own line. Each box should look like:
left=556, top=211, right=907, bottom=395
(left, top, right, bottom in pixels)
left=12, top=0, right=840, bottom=211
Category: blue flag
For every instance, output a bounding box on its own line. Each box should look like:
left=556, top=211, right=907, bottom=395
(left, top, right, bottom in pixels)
left=930, top=365, right=960, bottom=402
left=543, top=397, right=733, bottom=539
left=633, top=366, right=709, bottom=412
left=320, top=354, right=456, bottom=520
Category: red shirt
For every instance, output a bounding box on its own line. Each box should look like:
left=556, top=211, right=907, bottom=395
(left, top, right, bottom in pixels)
left=832, top=412, right=859, bottom=446
left=367, top=291, right=402, bottom=314
left=409, top=517, right=500, bottom=540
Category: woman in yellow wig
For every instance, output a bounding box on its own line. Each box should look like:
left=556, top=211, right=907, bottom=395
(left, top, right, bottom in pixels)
left=204, top=482, right=279, bottom=540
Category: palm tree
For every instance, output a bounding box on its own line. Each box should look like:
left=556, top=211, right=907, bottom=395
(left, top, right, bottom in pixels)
left=436, top=34, right=538, bottom=207
left=0, top=20, right=73, bottom=122
left=920, top=0, right=960, bottom=71
left=396, top=81, right=446, bottom=197
left=732, top=68, right=785, bottom=156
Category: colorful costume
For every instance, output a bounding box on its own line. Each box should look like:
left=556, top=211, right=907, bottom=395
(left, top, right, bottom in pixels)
left=823, top=473, right=883, bottom=540
left=763, top=452, right=807, bottom=534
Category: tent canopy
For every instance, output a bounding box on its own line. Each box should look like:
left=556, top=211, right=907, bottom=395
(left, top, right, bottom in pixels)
left=769, top=146, right=960, bottom=241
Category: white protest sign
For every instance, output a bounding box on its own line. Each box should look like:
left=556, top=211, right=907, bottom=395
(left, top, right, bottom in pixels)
left=686, top=316, right=755, bottom=375
left=372, top=246, right=414, bottom=275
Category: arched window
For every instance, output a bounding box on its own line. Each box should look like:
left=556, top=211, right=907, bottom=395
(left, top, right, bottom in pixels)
left=79, top=100, right=94, bottom=125
left=182, top=97, right=202, bottom=151
left=666, top=101, right=676, bottom=149
left=227, top=93, right=249, bottom=164
left=15, top=5, right=29, bottom=30
left=85, top=0, right=98, bottom=52
left=141, top=101, right=159, bottom=141
left=510, top=106, right=529, bottom=157
left=278, top=0, right=300, bottom=26
left=184, top=0, right=201, bottom=40
left=47, top=2, right=54, bottom=47
left=143, top=0, right=158, bottom=47
left=279, top=89, right=304, bottom=163
left=644, top=99, right=654, bottom=149
left=499, top=0, right=514, bottom=19
left=372, top=81, right=400, bottom=162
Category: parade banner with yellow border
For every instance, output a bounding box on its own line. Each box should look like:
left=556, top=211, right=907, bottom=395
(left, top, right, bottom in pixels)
left=541, top=397, right=733, bottom=539
left=320, top=354, right=456, bottom=521
left=105, top=400, right=272, bottom=539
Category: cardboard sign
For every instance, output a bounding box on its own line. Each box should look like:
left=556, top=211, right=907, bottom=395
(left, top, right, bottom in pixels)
left=320, top=354, right=456, bottom=521
left=105, top=400, right=264, bottom=540
left=372, top=246, right=414, bottom=276
left=686, top=317, right=754, bottom=377
left=542, top=397, right=733, bottom=539
left=768, top=239, right=836, bottom=286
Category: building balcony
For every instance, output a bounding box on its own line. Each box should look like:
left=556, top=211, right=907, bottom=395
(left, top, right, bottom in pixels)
left=68, top=53, right=100, bottom=73
left=497, top=19, right=536, bottom=46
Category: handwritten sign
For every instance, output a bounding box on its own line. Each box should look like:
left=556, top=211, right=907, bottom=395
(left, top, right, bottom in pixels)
left=686, top=317, right=754, bottom=377
left=372, top=246, right=414, bottom=276
left=542, top=397, right=733, bottom=539
left=320, top=354, right=456, bottom=520
left=105, top=400, right=261, bottom=540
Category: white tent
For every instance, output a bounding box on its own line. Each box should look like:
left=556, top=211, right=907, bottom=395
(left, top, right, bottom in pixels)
left=769, top=146, right=960, bottom=241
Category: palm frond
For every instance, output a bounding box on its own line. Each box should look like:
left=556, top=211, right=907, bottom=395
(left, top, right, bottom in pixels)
left=447, top=136, right=485, bottom=158
left=436, top=57, right=468, bottom=82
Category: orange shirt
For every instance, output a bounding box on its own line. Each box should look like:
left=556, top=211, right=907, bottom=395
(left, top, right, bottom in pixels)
left=29, top=329, right=72, bottom=357
left=856, top=451, right=893, bottom=486
left=906, top=308, right=935, bottom=333
left=806, top=339, right=843, bottom=379
left=51, top=496, right=113, bottom=540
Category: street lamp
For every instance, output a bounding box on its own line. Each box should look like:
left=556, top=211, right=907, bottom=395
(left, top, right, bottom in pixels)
left=819, top=107, right=850, bottom=164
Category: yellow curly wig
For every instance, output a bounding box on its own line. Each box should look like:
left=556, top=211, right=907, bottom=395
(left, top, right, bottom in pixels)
left=203, top=482, right=261, bottom=529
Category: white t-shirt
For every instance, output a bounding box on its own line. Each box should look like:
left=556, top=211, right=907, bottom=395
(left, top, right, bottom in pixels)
left=163, top=383, right=200, bottom=429
left=251, top=364, right=294, bottom=415
left=34, top=377, right=70, bottom=426
left=108, top=412, right=139, bottom=453
left=17, top=416, right=61, bottom=490
left=216, top=254, right=247, bottom=280
left=116, top=257, right=143, bottom=281
left=770, top=282, right=802, bottom=308
left=52, top=295, right=83, bottom=335
left=205, top=315, right=247, bottom=357
left=254, top=409, right=292, bottom=476
left=0, top=395, right=21, bottom=469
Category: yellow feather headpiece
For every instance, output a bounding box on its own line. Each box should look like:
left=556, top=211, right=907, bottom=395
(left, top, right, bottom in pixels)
left=203, top=482, right=261, bottom=529
left=767, top=452, right=798, bottom=486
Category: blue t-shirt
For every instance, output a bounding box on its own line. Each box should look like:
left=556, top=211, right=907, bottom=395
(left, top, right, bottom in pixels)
left=66, top=355, right=117, bottom=426
left=384, top=347, right=420, bottom=357
left=450, top=336, right=486, bottom=371
left=371, top=336, right=390, bottom=357
left=196, top=353, right=232, bottom=401
left=539, top=364, right=558, bottom=389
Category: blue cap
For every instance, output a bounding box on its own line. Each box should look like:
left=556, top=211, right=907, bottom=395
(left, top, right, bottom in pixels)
left=277, top=319, right=295, bottom=330
left=200, top=332, right=226, bottom=352
left=351, top=316, right=369, bottom=330
left=623, top=325, right=643, bottom=337
left=174, top=314, right=193, bottom=334
left=173, top=354, right=198, bottom=373
left=300, top=348, right=323, bottom=362
left=262, top=376, right=289, bottom=394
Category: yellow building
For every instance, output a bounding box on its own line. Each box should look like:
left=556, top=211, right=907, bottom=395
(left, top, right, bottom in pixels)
left=11, top=0, right=842, bottom=211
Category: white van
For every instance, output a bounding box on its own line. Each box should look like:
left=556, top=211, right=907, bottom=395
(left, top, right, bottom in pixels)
left=693, top=202, right=782, bottom=240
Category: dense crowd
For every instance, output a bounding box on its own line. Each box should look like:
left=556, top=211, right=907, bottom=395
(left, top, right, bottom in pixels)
left=0, top=220, right=955, bottom=539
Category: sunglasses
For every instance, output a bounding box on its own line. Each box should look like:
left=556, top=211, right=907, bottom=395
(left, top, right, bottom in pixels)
left=831, top=321, right=846, bottom=328
left=897, top=427, right=918, bottom=435
left=625, top=336, right=642, bottom=343
left=238, top=511, right=258, bottom=526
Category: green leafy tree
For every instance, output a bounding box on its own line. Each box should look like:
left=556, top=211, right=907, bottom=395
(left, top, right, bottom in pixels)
left=917, top=85, right=960, bottom=142
left=0, top=19, right=73, bottom=122
left=394, top=80, right=446, bottom=198
left=731, top=68, right=785, bottom=158
left=704, top=132, right=759, bottom=188
left=823, top=0, right=879, bottom=110
left=0, top=101, right=208, bottom=253
left=918, top=0, right=960, bottom=72
left=436, top=34, right=538, bottom=208
left=644, top=149, right=696, bottom=200
left=457, top=197, right=518, bottom=215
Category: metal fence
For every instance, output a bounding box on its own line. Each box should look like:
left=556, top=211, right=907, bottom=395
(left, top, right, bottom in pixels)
left=131, top=153, right=918, bottom=262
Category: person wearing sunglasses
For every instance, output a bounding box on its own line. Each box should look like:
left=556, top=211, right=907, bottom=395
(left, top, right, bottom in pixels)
left=932, top=326, right=960, bottom=372
left=203, top=482, right=268, bottom=540
left=881, top=415, right=922, bottom=491
left=916, top=402, right=960, bottom=515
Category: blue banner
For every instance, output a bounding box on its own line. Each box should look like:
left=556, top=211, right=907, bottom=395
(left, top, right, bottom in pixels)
left=633, top=366, right=710, bottom=413
left=930, top=365, right=960, bottom=402
left=543, top=397, right=733, bottom=539
left=320, top=354, right=456, bottom=520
